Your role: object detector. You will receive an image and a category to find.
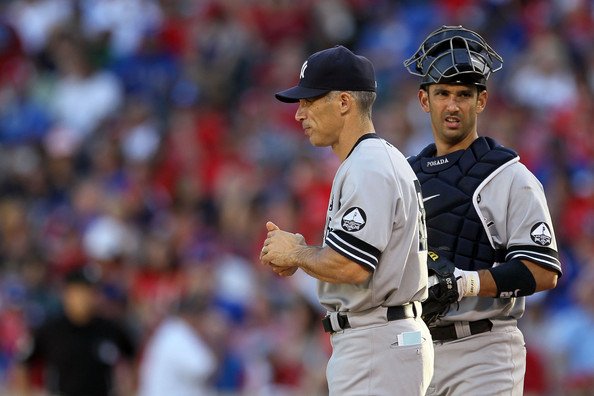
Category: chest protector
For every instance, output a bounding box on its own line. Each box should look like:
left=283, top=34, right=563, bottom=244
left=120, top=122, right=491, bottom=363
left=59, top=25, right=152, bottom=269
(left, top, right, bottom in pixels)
left=408, top=137, right=518, bottom=271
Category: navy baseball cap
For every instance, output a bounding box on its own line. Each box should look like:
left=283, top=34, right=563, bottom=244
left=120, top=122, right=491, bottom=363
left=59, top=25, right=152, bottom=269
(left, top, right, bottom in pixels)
left=275, top=45, right=377, bottom=103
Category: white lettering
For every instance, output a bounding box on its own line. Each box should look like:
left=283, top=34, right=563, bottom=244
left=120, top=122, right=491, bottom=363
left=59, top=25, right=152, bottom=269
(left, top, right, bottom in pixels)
left=300, top=61, right=308, bottom=79
left=427, top=158, right=449, bottom=167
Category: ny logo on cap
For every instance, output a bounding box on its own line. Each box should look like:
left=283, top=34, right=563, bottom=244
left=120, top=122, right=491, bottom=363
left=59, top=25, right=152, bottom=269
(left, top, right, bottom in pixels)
left=300, top=61, right=308, bottom=79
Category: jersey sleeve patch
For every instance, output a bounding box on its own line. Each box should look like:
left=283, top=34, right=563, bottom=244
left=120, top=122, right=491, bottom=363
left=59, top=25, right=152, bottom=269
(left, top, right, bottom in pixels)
left=341, top=207, right=367, bottom=232
left=530, top=222, right=552, bottom=246
left=325, top=229, right=381, bottom=271
left=506, top=245, right=562, bottom=275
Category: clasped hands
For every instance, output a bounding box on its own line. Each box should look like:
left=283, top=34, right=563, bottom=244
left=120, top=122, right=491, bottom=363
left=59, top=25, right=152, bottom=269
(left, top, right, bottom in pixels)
left=260, top=221, right=305, bottom=277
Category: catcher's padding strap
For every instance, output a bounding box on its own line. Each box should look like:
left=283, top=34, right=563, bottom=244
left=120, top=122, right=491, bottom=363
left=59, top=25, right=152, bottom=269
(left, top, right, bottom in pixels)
left=487, top=258, right=536, bottom=298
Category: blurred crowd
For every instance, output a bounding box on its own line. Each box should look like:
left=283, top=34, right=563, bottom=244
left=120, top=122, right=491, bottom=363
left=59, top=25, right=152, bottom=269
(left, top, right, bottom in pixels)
left=0, top=0, right=592, bottom=395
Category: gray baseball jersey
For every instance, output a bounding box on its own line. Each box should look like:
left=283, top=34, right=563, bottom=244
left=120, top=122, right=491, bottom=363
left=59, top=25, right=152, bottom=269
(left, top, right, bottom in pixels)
left=442, top=158, right=561, bottom=322
left=410, top=137, right=562, bottom=395
left=409, top=137, right=562, bottom=323
left=319, top=134, right=428, bottom=313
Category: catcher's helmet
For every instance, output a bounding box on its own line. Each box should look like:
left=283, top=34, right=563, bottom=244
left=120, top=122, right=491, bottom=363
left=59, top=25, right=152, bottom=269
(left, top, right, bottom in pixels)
left=404, top=25, right=503, bottom=89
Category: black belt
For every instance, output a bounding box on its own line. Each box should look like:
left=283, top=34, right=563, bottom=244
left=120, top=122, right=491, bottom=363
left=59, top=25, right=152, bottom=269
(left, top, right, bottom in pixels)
left=322, top=303, right=419, bottom=333
left=429, top=319, right=493, bottom=341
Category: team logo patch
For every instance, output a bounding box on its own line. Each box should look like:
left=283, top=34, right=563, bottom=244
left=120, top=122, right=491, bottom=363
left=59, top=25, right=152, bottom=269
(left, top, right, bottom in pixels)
left=341, top=207, right=366, bottom=232
left=530, top=222, right=552, bottom=246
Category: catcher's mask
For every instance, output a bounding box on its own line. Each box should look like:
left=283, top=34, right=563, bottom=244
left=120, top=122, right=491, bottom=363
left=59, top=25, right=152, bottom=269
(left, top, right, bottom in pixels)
left=403, top=25, right=503, bottom=90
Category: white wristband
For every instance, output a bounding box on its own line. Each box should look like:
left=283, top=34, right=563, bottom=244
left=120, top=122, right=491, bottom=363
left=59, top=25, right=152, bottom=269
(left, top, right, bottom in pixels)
left=453, top=268, right=481, bottom=300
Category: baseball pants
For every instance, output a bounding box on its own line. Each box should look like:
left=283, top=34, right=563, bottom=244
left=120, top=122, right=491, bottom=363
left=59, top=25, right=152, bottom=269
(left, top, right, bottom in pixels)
left=426, top=320, right=526, bottom=396
left=326, top=317, right=434, bottom=395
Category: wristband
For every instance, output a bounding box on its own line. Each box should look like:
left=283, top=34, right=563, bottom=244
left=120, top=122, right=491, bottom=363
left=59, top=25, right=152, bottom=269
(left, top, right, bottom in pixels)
left=488, top=258, right=536, bottom=298
left=454, top=268, right=481, bottom=300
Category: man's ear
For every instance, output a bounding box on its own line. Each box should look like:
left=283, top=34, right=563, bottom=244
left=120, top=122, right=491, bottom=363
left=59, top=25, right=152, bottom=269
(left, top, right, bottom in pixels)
left=476, top=89, right=488, bottom=113
left=418, top=88, right=430, bottom=113
left=339, top=91, right=352, bottom=114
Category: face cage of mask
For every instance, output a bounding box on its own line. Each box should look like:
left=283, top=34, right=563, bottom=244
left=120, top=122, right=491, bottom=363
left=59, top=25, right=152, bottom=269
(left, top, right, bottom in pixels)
left=403, top=28, right=503, bottom=84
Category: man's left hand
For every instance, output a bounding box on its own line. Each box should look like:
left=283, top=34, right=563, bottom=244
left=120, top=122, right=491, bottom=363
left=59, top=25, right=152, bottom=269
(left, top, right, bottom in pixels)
left=260, top=221, right=304, bottom=276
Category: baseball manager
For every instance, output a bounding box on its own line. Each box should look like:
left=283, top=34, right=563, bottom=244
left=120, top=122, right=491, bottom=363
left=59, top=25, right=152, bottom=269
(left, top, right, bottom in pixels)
left=261, top=45, right=434, bottom=395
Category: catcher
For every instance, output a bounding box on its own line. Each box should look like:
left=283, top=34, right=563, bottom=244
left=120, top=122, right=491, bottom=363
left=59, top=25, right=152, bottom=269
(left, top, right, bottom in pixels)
left=404, top=25, right=562, bottom=395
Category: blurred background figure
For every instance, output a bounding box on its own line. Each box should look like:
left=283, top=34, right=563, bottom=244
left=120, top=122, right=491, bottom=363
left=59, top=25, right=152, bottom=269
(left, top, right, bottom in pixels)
left=137, top=293, right=223, bottom=396
left=542, top=262, right=594, bottom=395
left=9, top=267, right=136, bottom=396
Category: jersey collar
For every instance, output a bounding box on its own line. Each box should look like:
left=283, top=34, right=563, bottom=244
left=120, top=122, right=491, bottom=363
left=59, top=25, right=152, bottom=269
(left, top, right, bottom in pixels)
left=346, top=133, right=379, bottom=159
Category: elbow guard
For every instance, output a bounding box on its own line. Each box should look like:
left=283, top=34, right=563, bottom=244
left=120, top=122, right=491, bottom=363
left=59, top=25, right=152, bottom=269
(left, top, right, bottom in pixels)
left=487, top=259, right=536, bottom=298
